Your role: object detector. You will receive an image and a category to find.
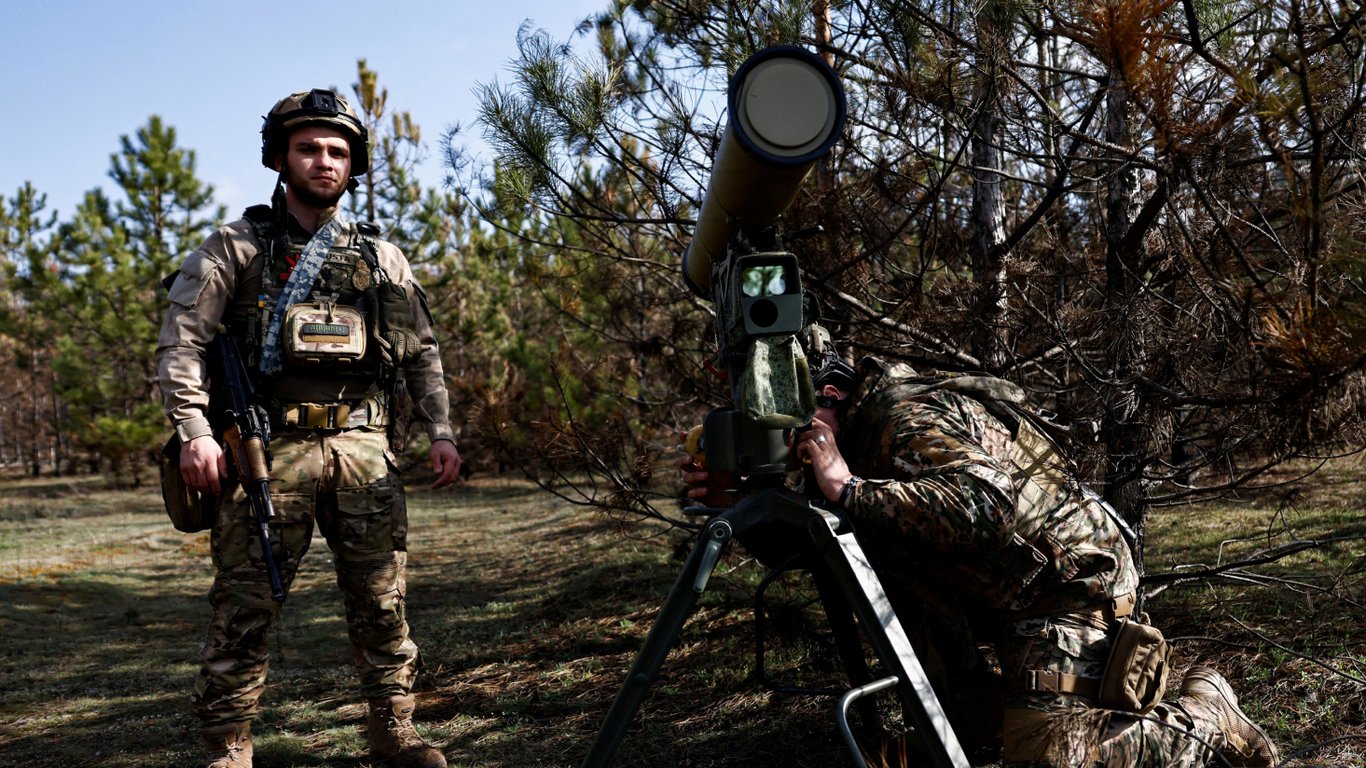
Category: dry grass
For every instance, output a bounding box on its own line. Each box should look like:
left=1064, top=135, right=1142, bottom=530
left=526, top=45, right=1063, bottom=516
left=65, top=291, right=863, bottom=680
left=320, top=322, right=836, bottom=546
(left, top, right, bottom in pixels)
left=1144, top=455, right=1366, bottom=768
left=0, top=457, right=1362, bottom=767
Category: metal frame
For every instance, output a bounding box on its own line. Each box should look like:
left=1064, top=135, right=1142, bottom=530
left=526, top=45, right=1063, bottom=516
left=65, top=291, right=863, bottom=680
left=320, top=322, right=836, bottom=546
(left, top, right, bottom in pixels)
left=579, top=488, right=970, bottom=768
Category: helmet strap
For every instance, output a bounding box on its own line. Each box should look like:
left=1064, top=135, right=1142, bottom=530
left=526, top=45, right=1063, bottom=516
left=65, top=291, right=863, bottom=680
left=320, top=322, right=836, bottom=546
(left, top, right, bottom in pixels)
left=271, top=174, right=288, bottom=223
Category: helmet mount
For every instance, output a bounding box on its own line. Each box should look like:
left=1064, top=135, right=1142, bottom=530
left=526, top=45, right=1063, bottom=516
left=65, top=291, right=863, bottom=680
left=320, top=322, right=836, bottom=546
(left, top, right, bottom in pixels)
left=805, top=323, right=858, bottom=394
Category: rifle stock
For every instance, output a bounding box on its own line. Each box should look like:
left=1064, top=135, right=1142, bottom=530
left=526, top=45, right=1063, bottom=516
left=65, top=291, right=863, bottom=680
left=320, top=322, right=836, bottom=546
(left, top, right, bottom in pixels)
left=214, top=333, right=286, bottom=602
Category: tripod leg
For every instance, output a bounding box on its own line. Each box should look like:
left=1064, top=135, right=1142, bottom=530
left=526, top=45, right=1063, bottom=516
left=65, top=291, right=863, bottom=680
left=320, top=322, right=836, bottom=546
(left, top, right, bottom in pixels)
left=807, top=511, right=971, bottom=768
left=580, top=516, right=735, bottom=768
left=811, top=566, right=882, bottom=731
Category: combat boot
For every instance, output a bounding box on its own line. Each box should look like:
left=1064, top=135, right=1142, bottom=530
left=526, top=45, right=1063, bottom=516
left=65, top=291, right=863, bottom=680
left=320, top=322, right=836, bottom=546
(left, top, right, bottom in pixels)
left=1179, top=666, right=1279, bottom=767
left=367, top=694, right=447, bottom=768
left=201, top=721, right=253, bottom=768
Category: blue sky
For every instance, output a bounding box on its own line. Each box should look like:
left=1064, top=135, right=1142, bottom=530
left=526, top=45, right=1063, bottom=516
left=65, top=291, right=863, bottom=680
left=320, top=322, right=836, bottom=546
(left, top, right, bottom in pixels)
left=0, top=0, right=606, bottom=223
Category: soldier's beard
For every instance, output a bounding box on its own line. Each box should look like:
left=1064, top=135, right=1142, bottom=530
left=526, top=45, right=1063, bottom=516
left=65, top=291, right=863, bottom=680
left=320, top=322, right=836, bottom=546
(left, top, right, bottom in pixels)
left=289, top=182, right=345, bottom=210
left=283, top=167, right=346, bottom=210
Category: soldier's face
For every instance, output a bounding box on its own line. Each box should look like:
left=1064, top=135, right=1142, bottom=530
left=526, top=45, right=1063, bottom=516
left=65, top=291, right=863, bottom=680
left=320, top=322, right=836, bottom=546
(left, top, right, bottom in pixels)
left=279, top=125, right=351, bottom=209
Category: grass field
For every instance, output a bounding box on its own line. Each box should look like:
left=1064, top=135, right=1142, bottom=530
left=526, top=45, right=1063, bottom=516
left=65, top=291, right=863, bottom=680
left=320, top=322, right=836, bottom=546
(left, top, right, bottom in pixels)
left=0, top=459, right=1362, bottom=767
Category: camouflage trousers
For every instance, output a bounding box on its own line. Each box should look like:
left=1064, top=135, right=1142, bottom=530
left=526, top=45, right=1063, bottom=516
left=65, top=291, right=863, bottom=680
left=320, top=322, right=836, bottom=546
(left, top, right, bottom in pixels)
left=193, top=427, right=420, bottom=726
left=999, top=614, right=1223, bottom=767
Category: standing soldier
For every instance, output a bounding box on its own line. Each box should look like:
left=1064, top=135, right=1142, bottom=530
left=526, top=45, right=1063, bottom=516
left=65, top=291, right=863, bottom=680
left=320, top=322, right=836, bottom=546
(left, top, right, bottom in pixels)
left=157, top=88, right=461, bottom=768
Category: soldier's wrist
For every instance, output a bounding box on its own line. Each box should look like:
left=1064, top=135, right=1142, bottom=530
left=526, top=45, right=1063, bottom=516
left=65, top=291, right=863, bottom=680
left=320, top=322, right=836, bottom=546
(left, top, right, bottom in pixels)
left=174, top=417, right=214, bottom=443
left=838, top=475, right=863, bottom=508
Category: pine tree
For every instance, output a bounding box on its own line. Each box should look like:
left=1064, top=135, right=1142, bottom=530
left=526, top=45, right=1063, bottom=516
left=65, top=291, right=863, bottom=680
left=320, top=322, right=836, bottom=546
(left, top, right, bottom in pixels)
left=463, top=0, right=1366, bottom=540
left=46, top=117, right=222, bottom=485
left=0, top=183, right=61, bottom=474
left=347, top=59, right=427, bottom=246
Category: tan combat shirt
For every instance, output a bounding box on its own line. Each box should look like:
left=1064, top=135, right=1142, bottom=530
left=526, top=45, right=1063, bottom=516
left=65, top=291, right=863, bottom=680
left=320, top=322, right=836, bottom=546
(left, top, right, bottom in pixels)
left=156, top=209, right=455, bottom=446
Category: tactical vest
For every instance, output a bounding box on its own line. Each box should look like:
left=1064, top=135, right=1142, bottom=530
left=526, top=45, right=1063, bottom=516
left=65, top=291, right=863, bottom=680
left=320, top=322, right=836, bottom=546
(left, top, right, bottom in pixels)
left=234, top=205, right=419, bottom=380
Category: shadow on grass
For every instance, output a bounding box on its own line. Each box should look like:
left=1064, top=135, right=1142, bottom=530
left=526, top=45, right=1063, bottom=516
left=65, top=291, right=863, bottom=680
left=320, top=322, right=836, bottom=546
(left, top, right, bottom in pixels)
left=396, top=497, right=865, bottom=768
left=0, top=483, right=842, bottom=768
left=34, top=478, right=1348, bottom=767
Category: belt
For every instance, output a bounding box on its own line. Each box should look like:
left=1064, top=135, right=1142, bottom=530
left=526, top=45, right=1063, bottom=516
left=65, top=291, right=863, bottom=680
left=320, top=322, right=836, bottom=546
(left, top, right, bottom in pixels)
left=1021, top=591, right=1137, bottom=632
left=1075, top=591, right=1137, bottom=631
left=1024, top=669, right=1099, bottom=700
left=1019, top=591, right=1136, bottom=702
left=273, top=395, right=387, bottom=431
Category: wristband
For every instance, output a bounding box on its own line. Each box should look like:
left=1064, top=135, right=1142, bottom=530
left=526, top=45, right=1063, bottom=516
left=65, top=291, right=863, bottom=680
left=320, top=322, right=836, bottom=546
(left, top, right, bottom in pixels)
left=838, top=475, right=862, bottom=508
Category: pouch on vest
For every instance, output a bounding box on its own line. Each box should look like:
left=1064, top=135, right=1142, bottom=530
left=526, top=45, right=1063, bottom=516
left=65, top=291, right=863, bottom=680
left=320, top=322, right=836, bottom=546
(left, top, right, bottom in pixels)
left=371, top=280, right=421, bottom=368
left=1099, top=618, right=1170, bottom=713
left=158, top=435, right=221, bottom=533
left=282, top=302, right=367, bottom=367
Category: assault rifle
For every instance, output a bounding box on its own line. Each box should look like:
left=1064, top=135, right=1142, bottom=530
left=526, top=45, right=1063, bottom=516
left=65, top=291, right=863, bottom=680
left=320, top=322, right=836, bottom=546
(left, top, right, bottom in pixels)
left=213, top=331, right=286, bottom=602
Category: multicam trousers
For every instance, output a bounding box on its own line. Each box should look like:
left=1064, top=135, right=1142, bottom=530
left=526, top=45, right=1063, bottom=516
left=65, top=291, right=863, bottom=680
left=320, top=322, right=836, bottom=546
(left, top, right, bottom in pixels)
left=1000, top=614, right=1224, bottom=767
left=192, top=427, right=420, bottom=726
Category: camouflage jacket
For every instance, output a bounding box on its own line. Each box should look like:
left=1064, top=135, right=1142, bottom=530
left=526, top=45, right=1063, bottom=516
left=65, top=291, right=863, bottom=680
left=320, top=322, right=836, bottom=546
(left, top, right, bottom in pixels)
left=838, top=360, right=1138, bottom=628
left=155, top=208, right=454, bottom=446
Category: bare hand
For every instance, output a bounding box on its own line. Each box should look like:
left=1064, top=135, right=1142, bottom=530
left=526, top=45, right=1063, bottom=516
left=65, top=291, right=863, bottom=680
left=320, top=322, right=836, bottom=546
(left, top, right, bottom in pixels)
left=678, top=453, right=710, bottom=501
left=180, top=435, right=228, bottom=495
left=680, top=450, right=743, bottom=505
left=429, top=439, right=464, bottom=489
left=795, top=418, right=853, bottom=503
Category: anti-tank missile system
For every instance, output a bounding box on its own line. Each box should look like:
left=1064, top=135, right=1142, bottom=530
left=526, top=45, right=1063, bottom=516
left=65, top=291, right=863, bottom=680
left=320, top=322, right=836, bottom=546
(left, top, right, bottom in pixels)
left=682, top=46, right=846, bottom=480
left=682, top=46, right=846, bottom=299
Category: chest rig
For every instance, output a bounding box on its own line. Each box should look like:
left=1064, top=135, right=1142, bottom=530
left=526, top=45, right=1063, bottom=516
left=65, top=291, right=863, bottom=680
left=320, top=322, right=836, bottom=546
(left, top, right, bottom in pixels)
left=236, top=205, right=420, bottom=380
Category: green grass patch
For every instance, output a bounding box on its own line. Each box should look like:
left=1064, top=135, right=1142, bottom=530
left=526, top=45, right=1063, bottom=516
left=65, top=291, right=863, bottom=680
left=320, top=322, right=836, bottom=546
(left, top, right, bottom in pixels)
left=0, top=461, right=1362, bottom=766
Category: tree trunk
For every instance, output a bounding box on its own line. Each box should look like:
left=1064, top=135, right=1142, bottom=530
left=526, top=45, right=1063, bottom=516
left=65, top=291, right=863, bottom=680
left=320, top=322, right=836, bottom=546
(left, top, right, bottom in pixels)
left=969, top=7, right=1010, bottom=374
left=52, top=379, right=66, bottom=478
left=1099, top=68, right=1150, bottom=577
left=29, top=347, right=41, bottom=476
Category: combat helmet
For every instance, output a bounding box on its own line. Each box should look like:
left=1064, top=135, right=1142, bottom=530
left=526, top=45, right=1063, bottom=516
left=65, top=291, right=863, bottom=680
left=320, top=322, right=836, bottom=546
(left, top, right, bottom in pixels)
left=260, top=88, right=370, bottom=176
left=806, top=324, right=858, bottom=393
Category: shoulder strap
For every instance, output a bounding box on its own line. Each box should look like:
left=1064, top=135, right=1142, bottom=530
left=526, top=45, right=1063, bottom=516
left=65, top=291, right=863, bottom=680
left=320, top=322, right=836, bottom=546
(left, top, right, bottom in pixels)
left=353, top=222, right=394, bottom=283
left=240, top=204, right=279, bottom=279
left=242, top=205, right=275, bottom=244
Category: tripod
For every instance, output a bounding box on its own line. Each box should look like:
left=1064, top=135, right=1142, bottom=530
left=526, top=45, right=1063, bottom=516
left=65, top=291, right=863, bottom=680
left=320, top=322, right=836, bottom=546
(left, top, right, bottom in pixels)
left=580, top=486, right=970, bottom=768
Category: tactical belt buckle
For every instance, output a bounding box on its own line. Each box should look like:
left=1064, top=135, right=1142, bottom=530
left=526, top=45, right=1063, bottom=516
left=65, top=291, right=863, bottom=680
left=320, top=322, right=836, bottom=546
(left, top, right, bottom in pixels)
left=1109, top=592, right=1136, bottom=622
left=1025, top=669, right=1100, bottom=701
left=283, top=402, right=353, bottom=430
left=276, top=395, right=390, bottom=431
left=1070, top=592, right=1138, bottom=630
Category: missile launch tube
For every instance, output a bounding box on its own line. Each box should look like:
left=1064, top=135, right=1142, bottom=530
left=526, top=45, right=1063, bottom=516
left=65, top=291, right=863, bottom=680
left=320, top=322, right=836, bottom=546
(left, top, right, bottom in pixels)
left=682, top=46, right=846, bottom=298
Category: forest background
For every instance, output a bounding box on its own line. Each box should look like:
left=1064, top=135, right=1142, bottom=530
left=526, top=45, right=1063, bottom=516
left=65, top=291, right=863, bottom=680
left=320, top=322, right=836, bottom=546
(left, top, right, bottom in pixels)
left=1, top=0, right=1364, bottom=764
